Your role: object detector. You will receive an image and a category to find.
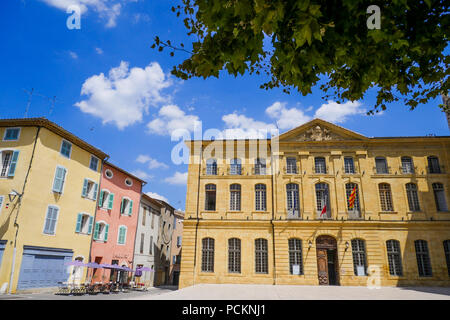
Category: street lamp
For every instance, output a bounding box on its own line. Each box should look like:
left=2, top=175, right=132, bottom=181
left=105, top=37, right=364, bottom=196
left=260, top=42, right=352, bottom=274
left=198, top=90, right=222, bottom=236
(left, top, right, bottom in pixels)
left=8, top=189, right=22, bottom=202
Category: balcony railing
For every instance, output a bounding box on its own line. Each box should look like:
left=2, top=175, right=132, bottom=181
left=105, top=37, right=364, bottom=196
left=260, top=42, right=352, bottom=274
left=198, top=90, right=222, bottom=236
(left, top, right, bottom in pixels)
left=252, top=166, right=267, bottom=175
left=342, top=166, right=357, bottom=174
left=348, top=210, right=363, bottom=220
left=286, top=209, right=301, bottom=220
left=284, top=166, right=298, bottom=174
left=313, top=166, right=329, bottom=174
left=316, top=210, right=332, bottom=220
left=427, top=165, right=445, bottom=174
left=373, top=166, right=391, bottom=174
left=399, top=166, right=417, bottom=174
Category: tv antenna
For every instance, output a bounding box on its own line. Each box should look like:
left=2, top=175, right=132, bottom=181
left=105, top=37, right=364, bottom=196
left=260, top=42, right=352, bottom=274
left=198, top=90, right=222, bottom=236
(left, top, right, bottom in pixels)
left=22, top=88, right=59, bottom=117
left=23, top=88, right=34, bottom=117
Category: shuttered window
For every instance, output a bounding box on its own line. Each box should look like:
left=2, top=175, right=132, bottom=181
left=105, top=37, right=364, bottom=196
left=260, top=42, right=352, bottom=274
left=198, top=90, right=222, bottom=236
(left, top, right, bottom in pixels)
left=43, top=206, right=59, bottom=235
left=255, top=184, right=266, bottom=211
left=415, top=240, right=432, bottom=277
left=228, top=238, right=241, bottom=273
left=255, top=238, right=268, bottom=274
left=93, top=222, right=109, bottom=241
left=120, top=198, right=133, bottom=215
left=75, top=213, right=93, bottom=234
left=1, top=150, right=19, bottom=178
left=3, top=128, right=20, bottom=141
left=60, top=140, right=72, bottom=158
left=351, top=239, right=367, bottom=276
left=52, top=166, right=67, bottom=193
left=386, top=240, right=403, bottom=276
left=82, top=179, right=98, bottom=201
left=288, top=238, right=303, bottom=275
left=89, top=156, right=99, bottom=171
left=201, top=238, right=214, bottom=272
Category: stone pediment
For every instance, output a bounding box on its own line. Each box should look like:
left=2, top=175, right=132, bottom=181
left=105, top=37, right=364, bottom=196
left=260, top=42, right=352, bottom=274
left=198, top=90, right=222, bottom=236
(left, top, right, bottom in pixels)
left=278, top=119, right=367, bottom=142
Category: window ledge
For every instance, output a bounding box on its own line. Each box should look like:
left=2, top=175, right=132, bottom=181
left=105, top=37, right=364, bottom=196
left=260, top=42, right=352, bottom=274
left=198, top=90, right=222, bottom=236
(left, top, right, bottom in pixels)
left=379, top=211, right=397, bottom=214
left=227, top=211, right=244, bottom=214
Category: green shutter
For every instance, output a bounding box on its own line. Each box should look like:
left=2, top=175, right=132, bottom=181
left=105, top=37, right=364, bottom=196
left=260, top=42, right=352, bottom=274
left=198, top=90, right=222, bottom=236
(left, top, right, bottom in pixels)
left=128, top=200, right=133, bottom=215
left=75, top=213, right=82, bottom=233
left=99, top=190, right=104, bottom=207
left=82, top=179, right=88, bottom=197
left=93, top=222, right=100, bottom=240
left=8, top=151, right=20, bottom=177
left=93, top=183, right=98, bottom=200
left=108, top=193, right=114, bottom=210
left=118, top=227, right=126, bottom=244
left=87, top=216, right=94, bottom=234
left=104, top=224, right=109, bottom=241
left=120, top=198, right=124, bottom=214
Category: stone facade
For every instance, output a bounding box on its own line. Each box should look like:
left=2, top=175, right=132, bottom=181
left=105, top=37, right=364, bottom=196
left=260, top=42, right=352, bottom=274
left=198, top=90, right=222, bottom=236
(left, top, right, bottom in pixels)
left=179, top=119, right=450, bottom=288
left=154, top=200, right=175, bottom=285
left=169, top=210, right=184, bottom=285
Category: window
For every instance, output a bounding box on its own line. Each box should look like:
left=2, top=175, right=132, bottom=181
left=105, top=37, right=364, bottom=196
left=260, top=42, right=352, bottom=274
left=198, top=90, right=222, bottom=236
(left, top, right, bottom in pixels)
left=1, top=150, right=19, bottom=178
left=3, top=128, right=20, bottom=141
left=93, top=222, right=109, bottom=241
left=401, top=157, right=414, bottom=174
left=433, top=183, right=448, bottom=212
left=120, top=198, right=133, bottom=215
left=230, top=184, right=241, bottom=211
left=255, top=238, right=268, bottom=274
left=406, top=183, right=420, bottom=212
left=286, top=157, right=297, bottom=174
left=254, top=158, right=266, bottom=175
left=201, top=238, right=214, bottom=272
left=143, top=206, right=149, bottom=225
left=255, top=184, right=267, bottom=211
left=206, top=158, right=217, bottom=175
left=288, top=238, right=303, bottom=275
left=415, top=240, right=432, bottom=277
left=89, top=156, right=99, bottom=171
left=344, top=157, right=355, bottom=174
left=149, top=236, right=153, bottom=254
left=118, top=226, right=127, bottom=245
left=177, top=236, right=182, bottom=246
left=375, top=157, right=388, bottom=174
left=75, top=213, right=93, bottom=235
left=205, top=184, right=216, bottom=211
left=125, top=178, right=133, bottom=187
left=105, top=169, right=113, bottom=179
left=228, top=238, right=241, bottom=273
left=351, top=239, right=367, bottom=276
left=314, top=157, right=326, bottom=174
left=444, top=240, right=450, bottom=277
left=52, top=166, right=67, bottom=193
left=345, top=183, right=360, bottom=213
left=386, top=240, right=403, bottom=276
left=99, top=190, right=114, bottom=210
left=43, top=206, right=59, bottom=235
left=316, top=183, right=330, bottom=218
left=428, top=156, right=441, bottom=173
left=60, top=140, right=72, bottom=158
left=82, top=179, right=98, bottom=201
left=140, top=233, right=145, bottom=254
left=286, top=183, right=300, bottom=212
left=379, top=183, right=393, bottom=211
left=230, top=158, right=241, bottom=175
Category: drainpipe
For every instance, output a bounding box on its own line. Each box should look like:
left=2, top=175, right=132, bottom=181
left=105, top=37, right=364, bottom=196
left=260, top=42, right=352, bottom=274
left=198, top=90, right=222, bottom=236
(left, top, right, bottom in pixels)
left=8, top=126, right=41, bottom=294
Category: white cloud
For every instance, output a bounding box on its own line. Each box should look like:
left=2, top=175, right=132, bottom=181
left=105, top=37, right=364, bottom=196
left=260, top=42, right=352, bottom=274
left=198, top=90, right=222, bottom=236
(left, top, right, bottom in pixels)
left=95, top=47, right=103, bottom=54
left=164, top=171, right=188, bottom=185
left=147, top=104, right=201, bottom=136
left=314, top=100, right=365, bottom=123
left=133, top=13, right=150, bottom=24
left=41, top=0, right=122, bottom=28
left=74, top=61, right=172, bottom=130
left=146, top=191, right=168, bottom=203
left=222, top=113, right=277, bottom=139
left=265, top=102, right=312, bottom=130
left=130, top=169, right=153, bottom=181
left=136, top=154, right=168, bottom=169
left=69, top=51, right=78, bottom=59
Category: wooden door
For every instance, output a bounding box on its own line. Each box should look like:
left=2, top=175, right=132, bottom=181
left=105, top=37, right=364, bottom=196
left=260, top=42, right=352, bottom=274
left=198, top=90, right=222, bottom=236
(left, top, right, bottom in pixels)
left=316, top=248, right=329, bottom=285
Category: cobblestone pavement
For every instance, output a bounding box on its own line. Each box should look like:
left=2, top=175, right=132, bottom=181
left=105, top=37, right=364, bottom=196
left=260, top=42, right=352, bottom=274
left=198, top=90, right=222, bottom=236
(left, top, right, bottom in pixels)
left=128, top=284, right=450, bottom=300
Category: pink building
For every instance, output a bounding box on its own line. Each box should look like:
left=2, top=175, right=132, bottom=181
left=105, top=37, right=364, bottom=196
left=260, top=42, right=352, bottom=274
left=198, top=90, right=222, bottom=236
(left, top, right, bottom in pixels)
left=89, top=162, right=145, bottom=284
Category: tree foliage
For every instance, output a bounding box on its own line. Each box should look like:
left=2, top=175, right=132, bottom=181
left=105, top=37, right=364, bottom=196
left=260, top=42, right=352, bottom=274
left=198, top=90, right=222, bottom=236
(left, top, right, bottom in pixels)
left=152, top=0, right=449, bottom=114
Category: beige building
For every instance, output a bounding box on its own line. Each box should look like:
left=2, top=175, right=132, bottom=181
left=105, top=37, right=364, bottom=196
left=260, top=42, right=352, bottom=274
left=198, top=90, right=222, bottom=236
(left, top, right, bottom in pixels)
left=169, top=210, right=184, bottom=286
left=179, top=119, right=450, bottom=289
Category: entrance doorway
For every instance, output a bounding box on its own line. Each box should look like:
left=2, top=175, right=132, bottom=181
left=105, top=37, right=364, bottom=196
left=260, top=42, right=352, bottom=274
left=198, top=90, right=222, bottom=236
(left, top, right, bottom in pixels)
left=316, top=235, right=339, bottom=285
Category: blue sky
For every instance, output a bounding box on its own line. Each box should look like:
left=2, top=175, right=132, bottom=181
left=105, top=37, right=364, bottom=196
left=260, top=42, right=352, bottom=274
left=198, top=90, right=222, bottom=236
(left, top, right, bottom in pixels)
left=0, top=1, right=448, bottom=210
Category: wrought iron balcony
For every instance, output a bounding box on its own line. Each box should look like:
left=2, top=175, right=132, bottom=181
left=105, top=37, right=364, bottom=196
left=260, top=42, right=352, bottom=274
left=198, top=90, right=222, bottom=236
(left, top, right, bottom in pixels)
left=373, top=166, right=391, bottom=174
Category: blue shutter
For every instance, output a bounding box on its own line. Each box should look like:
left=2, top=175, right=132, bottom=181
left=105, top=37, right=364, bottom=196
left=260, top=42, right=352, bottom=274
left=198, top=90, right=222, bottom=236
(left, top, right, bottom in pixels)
left=107, top=194, right=114, bottom=210
left=104, top=224, right=109, bottom=241
left=93, top=222, right=100, bottom=240
left=53, top=167, right=66, bottom=193
left=82, top=179, right=88, bottom=197
left=87, top=216, right=94, bottom=234
left=8, top=151, right=20, bottom=177
left=128, top=200, right=133, bottom=215
left=75, top=213, right=82, bottom=233
left=120, top=198, right=124, bottom=214
left=93, top=183, right=98, bottom=201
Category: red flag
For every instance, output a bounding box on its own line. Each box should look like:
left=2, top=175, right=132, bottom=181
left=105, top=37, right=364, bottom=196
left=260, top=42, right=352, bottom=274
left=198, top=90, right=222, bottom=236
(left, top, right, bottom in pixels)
left=320, top=204, right=327, bottom=216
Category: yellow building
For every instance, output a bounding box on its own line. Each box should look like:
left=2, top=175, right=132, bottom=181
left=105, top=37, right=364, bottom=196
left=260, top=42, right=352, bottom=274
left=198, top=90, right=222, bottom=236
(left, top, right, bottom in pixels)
left=180, top=119, right=450, bottom=288
left=0, top=118, right=108, bottom=293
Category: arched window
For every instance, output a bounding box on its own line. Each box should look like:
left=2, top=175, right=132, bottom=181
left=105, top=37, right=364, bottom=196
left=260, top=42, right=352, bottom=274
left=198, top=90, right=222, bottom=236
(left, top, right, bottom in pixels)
left=432, top=183, right=448, bottom=212
left=375, top=157, right=388, bottom=174
left=406, top=183, right=420, bottom=212
left=286, top=183, right=299, bottom=212
left=414, top=240, right=432, bottom=277
left=254, top=158, right=266, bottom=175
left=351, top=239, right=367, bottom=276
left=401, top=156, right=414, bottom=174
left=386, top=240, right=403, bottom=276
left=288, top=238, right=303, bottom=275
left=314, top=157, right=326, bottom=174
left=206, top=158, right=217, bottom=175
left=315, top=183, right=330, bottom=218
left=205, top=184, right=216, bottom=211
left=201, top=238, right=214, bottom=272
left=345, top=183, right=360, bottom=212
left=230, top=184, right=241, bottom=211
left=255, top=238, right=268, bottom=274
left=255, top=184, right=267, bottom=211
left=428, top=156, right=441, bottom=173
left=228, top=238, right=241, bottom=273
left=443, top=240, right=450, bottom=277
left=230, top=158, right=242, bottom=175
left=379, top=183, right=393, bottom=211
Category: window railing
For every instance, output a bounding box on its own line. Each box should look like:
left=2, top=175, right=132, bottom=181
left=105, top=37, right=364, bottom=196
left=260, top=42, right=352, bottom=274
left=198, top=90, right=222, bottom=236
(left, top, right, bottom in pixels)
left=227, top=166, right=243, bottom=175
left=316, top=210, right=332, bottom=219
left=252, top=166, right=267, bottom=175
left=284, top=166, right=298, bottom=174
left=286, top=209, right=301, bottom=220
left=399, top=166, right=417, bottom=174
left=342, top=166, right=357, bottom=174
left=427, top=165, right=445, bottom=174
left=373, top=166, right=391, bottom=174
left=313, top=166, right=329, bottom=174
left=348, top=210, right=363, bottom=220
